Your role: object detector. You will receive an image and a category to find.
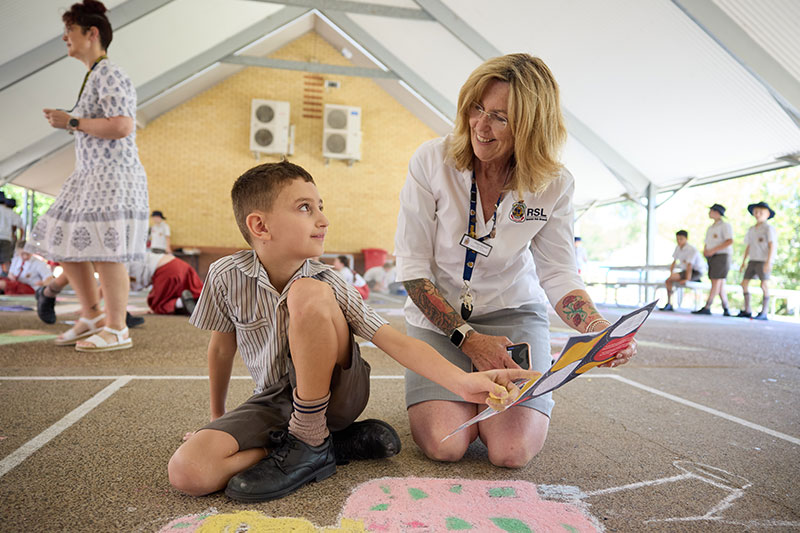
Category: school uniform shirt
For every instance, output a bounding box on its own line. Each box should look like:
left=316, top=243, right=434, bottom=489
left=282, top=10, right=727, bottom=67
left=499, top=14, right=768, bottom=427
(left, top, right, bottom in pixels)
left=128, top=251, right=167, bottom=291
left=9, top=255, right=52, bottom=286
left=149, top=220, right=170, bottom=250
left=395, top=136, right=584, bottom=333
left=704, top=219, right=733, bottom=255
left=190, top=250, right=387, bottom=393
left=0, top=206, right=23, bottom=240
left=672, top=243, right=707, bottom=274
left=744, top=223, right=777, bottom=262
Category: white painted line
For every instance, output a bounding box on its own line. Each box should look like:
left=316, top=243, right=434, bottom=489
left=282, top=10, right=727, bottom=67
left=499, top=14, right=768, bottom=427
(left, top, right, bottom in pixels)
left=1, top=374, right=796, bottom=445
left=0, top=375, right=133, bottom=479
left=589, top=373, right=800, bottom=446
left=0, top=375, right=402, bottom=380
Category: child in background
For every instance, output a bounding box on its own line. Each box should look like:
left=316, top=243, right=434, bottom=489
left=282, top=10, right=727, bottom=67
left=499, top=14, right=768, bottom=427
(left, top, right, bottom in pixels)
left=0, top=242, right=54, bottom=294
left=738, top=201, right=778, bottom=320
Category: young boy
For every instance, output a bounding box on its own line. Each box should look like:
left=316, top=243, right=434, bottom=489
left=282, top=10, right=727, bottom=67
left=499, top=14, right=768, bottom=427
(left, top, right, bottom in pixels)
left=0, top=241, right=53, bottom=294
left=660, top=230, right=706, bottom=311
left=738, top=201, right=778, bottom=320
left=168, top=161, right=534, bottom=503
left=692, top=203, right=733, bottom=316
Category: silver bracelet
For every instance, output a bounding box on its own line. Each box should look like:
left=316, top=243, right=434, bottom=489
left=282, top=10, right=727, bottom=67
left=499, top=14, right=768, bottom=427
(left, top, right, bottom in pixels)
left=585, top=318, right=610, bottom=333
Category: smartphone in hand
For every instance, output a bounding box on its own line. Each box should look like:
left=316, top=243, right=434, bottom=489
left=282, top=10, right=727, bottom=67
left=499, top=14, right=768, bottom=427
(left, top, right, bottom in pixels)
left=507, top=342, right=531, bottom=370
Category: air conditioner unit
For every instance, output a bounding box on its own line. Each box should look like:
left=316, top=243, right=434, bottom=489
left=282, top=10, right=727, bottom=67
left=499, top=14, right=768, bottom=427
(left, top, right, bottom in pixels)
left=250, top=99, right=290, bottom=155
left=323, top=104, right=361, bottom=161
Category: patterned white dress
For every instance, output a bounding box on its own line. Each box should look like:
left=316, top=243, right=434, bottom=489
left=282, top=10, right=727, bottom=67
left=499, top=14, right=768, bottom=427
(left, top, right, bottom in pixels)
left=27, top=58, right=149, bottom=263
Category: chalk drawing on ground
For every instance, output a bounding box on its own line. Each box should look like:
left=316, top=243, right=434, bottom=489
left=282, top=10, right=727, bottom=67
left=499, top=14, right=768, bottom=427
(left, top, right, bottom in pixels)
left=541, top=460, right=800, bottom=529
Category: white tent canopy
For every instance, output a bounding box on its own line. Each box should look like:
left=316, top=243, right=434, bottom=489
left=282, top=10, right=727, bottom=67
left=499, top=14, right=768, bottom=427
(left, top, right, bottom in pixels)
left=2, top=0, right=799, bottom=210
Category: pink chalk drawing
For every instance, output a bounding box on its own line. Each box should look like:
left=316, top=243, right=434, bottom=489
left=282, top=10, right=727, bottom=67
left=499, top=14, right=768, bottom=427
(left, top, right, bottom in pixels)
left=341, top=477, right=599, bottom=532
left=158, top=478, right=600, bottom=532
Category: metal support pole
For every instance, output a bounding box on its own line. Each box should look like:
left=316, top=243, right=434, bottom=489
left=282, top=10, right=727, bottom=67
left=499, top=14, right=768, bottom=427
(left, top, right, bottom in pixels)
left=645, top=184, right=658, bottom=301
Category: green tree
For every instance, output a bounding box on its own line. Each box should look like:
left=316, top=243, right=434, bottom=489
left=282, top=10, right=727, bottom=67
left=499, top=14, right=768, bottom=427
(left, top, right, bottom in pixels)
left=0, top=183, right=55, bottom=231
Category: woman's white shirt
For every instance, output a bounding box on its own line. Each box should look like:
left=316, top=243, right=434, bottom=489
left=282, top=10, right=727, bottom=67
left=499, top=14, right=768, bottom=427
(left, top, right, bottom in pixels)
left=395, top=136, right=584, bottom=333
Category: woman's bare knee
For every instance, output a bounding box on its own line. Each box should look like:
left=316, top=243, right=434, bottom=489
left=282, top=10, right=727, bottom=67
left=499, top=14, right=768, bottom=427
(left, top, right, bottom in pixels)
left=414, top=435, right=468, bottom=463
left=487, top=439, right=543, bottom=469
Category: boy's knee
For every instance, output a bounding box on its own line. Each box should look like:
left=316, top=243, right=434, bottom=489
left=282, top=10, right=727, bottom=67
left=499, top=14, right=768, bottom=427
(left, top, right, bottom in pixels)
left=168, top=451, right=213, bottom=497
left=287, top=278, right=336, bottom=316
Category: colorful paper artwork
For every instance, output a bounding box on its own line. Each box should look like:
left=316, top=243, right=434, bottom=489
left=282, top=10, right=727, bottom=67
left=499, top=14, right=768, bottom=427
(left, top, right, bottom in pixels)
left=442, top=301, right=657, bottom=441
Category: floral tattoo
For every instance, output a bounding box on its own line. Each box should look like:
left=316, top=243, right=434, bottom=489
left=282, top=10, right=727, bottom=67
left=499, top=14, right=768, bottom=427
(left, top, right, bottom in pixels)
left=403, top=278, right=463, bottom=336
left=560, top=293, right=601, bottom=328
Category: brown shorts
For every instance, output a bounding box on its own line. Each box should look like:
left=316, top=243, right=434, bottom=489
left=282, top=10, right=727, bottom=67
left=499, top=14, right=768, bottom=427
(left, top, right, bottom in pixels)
left=680, top=269, right=702, bottom=282
left=744, top=260, right=770, bottom=281
left=706, top=254, right=730, bottom=280
left=201, top=334, right=371, bottom=451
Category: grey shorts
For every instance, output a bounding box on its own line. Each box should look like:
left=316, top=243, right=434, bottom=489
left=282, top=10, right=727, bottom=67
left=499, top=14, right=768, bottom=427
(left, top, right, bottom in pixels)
left=0, top=240, right=13, bottom=263
left=202, top=334, right=371, bottom=451
left=707, top=254, right=730, bottom=280
left=405, top=303, right=555, bottom=418
left=744, top=260, right=770, bottom=281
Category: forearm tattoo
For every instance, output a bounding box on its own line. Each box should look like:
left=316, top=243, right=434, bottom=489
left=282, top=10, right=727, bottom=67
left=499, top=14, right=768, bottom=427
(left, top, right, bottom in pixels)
left=403, top=278, right=463, bottom=336
left=560, top=293, right=603, bottom=330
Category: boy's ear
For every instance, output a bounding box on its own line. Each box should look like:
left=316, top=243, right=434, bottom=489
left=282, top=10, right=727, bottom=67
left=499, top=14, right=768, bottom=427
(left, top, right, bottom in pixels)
left=245, top=211, right=271, bottom=242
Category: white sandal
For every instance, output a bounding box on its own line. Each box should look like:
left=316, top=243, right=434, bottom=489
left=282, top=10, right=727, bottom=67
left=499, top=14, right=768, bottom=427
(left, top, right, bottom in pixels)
left=76, top=326, right=132, bottom=352
left=55, top=313, right=105, bottom=346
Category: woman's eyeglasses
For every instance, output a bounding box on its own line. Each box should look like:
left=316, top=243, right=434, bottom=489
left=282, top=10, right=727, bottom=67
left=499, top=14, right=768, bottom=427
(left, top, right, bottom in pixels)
left=469, top=103, right=508, bottom=130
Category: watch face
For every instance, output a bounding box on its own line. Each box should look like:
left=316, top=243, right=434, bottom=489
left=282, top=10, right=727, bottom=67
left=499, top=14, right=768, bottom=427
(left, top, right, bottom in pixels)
left=69, top=118, right=79, bottom=127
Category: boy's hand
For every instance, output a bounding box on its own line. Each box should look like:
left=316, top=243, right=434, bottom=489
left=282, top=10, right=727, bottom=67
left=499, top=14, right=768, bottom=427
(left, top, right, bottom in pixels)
left=456, top=369, right=541, bottom=407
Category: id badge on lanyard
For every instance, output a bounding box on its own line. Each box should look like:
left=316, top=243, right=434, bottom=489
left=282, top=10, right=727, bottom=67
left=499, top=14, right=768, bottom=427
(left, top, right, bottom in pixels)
left=459, top=173, right=502, bottom=320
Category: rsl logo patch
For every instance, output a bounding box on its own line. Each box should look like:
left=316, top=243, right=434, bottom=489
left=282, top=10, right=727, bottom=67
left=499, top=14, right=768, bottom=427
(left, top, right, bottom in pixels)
left=510, top=201, right=526, bottom=222
left=509, top=202, right=549, bottom=223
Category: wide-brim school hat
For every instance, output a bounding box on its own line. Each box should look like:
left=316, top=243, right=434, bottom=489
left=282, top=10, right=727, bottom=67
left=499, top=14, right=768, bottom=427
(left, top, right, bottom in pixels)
left=747, top=201, right=775, bottom=219
left=709, top=203, right=726, bottom=216
left=151, top=210, right=166, bottom=219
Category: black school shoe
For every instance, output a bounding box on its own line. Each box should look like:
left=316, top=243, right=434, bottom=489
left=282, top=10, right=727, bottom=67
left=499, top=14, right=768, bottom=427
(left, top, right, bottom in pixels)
left=659, top=303, right=674, bottom=311
left=179, top=290, right=197, bottom=316
left=736, top=311, right=752, bottom=318
left=331, top=419, right=401, bottom=465
left=691, top=307, right=711, bottom=315
left=225, top=430, right=336, bottom=502
left=125, top=312, right=145, bottom=328
left=35, top=286, right=57, bottom=324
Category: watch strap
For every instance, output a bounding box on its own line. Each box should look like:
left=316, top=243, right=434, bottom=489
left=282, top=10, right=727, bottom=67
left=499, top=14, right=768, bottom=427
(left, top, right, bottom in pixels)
left=450, top=323, right=474, bottom=348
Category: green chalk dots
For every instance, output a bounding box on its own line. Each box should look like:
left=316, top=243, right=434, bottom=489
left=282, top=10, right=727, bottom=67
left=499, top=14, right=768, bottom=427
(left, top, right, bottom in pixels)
left=408, top=488, right=429, bottom=500
left=446, top=517, right=473, bottom=530
left=172, top=523, right=192, bottom=529
left=449, top=484, right=463, bottom=494
left=561, top=525, right=579, bottom=532
left=370, top=503, right=389, bottom=511
left=490, top=517, right=532, bottom=533
left=380, top=485, right=391, bottom=494
left=488, top=487, right=517, bottom=498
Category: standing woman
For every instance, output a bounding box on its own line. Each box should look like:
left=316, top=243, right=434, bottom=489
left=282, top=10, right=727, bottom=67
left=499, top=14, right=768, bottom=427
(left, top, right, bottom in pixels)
left=395, top=54, right=637, bottom=468
left=28, top=0, right=149, bottom=351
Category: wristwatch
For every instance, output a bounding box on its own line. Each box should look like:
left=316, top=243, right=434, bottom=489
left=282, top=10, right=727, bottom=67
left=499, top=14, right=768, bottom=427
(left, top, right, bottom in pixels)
left=67, top=117, right=80, bottom=132
left=449, top=323, right=474, bottom=348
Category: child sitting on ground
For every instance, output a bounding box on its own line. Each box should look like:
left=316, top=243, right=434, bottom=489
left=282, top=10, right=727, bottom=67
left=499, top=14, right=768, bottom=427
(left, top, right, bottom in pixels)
left=167, top=161, right=534, bottom=503
left=0, top=242, right=53, bottom=295
left=738, top=201, right=778, bottom=320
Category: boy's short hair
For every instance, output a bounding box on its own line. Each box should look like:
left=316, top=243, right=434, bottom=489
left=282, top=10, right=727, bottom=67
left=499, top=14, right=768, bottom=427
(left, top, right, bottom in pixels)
left=336, top=255, right=350, bottom=267
left=676, top=230, right=688, bottom=238
left=231, top=161, right=315, bottom=244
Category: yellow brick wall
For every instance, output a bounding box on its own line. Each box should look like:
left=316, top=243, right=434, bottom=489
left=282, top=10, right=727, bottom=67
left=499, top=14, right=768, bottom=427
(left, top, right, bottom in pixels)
left=136, top=32, right=439, bottom=253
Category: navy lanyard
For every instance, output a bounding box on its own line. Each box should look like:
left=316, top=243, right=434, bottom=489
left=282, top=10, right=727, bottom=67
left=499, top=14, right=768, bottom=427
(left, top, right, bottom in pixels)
left=67, top=55, right=107, bottom=113
left=460, top=172, right=503, bottom=319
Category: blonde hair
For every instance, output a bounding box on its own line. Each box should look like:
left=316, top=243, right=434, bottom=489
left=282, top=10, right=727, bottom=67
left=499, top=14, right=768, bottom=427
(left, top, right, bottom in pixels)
left=448, top=53, right=567, bottom=196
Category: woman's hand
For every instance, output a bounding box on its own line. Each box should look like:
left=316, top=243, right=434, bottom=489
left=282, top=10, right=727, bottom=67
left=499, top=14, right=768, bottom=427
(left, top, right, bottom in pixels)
left=461, top=331, right=516, bottom=371
left=455, top=368, right=541, bottom=406
left=600, top=338, right=638, bottom=368
left=43, top=108, right=71, bottom=130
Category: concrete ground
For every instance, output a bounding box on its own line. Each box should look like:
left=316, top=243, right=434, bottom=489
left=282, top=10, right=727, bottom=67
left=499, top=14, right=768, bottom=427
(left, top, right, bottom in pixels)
left=1, top=291, right=798, bottom=532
